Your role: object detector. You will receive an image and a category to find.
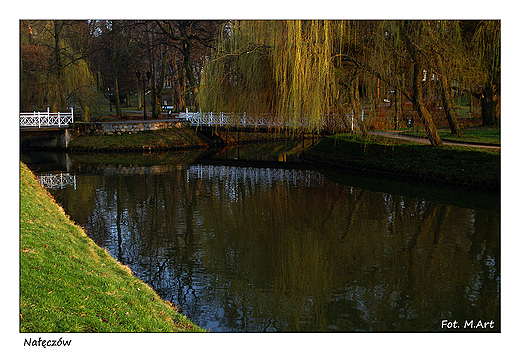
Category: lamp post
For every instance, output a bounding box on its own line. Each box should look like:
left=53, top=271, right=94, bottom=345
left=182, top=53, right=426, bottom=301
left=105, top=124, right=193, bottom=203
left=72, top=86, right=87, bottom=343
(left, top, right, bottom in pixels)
left=107, top=86, right=113, bottom=112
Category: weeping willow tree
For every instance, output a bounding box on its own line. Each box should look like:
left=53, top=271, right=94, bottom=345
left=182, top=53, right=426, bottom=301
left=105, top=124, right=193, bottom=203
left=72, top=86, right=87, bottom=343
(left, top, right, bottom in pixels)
left=199, top=20, right=444, bottom=140
left=335, top=20, right=445, bottom=145
left=199, top=20, right=352, bottom=132
left=199, top=20, right=490, bottom=144
left=20, top=20, right=97, bottom=120
left=473, top=20, right=500, bottom=126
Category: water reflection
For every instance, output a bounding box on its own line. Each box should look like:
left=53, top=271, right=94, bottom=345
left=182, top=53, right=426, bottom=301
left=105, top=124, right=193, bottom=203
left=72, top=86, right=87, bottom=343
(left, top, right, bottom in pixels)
left=29, top=149, right=500, bottom=332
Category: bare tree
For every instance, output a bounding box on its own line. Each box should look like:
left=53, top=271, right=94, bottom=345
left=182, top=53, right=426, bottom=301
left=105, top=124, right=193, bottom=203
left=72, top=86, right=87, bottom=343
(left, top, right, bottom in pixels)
left=155, top=20, right=223, bottom=110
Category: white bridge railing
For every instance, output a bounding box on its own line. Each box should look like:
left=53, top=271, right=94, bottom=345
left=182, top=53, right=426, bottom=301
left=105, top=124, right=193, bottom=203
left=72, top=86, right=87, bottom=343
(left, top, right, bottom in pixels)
left=179, top=109, right=364, bottom=131
left=37, top=172, right=76, bottom=190
left=20, top=107, right=74, bottom=128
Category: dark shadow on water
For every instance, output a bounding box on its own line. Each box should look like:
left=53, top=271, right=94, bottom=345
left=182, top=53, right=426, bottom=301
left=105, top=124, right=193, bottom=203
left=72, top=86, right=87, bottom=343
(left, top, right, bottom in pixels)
left=313, top=167, right=500, bottom=214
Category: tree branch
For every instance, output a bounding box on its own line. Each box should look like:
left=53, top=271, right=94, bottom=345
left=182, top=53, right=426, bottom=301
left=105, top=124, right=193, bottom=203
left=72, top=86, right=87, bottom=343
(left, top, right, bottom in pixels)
left=331, top=53, right=413, bottom=102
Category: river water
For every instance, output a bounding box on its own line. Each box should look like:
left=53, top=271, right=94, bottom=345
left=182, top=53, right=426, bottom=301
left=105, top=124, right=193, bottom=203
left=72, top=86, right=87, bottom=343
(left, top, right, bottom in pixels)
left=22, top=142, right=500, bottom=332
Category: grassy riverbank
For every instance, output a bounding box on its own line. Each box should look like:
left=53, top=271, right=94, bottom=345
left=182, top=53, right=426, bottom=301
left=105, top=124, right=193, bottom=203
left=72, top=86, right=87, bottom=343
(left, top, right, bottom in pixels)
left=69, top=127, right=208, bottom=150
left=302, top=134, right=500, bottom=189
left=66, top=127, right=305, bottom=152
left=19, top=162, right=205, bottom=332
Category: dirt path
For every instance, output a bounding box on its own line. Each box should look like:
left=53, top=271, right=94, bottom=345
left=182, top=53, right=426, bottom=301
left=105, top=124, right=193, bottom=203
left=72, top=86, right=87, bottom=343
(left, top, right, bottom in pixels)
left=369, top=131, right=501, bottom=149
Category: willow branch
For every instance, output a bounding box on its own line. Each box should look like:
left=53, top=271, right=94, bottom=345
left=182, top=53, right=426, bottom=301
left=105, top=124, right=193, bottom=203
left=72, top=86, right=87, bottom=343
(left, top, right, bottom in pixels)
left=206, top=43, right=272, bottom=64
left=331, top=53, right=413, bottom=102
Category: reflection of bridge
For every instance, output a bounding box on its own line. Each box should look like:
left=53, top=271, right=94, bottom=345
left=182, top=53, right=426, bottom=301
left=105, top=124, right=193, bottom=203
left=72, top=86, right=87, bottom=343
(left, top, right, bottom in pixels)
left=37, top=172, right=76, bottom=190
left=187, top=164, right=327, bottom=188
left=179, top=109, right=364, bottom=132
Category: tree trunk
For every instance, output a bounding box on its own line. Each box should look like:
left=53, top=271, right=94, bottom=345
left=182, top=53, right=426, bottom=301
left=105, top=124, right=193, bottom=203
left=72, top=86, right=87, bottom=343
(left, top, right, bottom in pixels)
left=412, top=61, right=443, bottom=146
left=150, top=69, right=158, bottom=119
left=151, top=50, right=168, bottom=119
left=150, top=74, right=161, bottom=119
left=52, top=20, right=67, bottom=111
left=435, top=53, right=461, bottom=136
left=401, top=20, right=443, bottom=146
left=178, top=71, right=186, bottom=111
left=137, top=86, right=142, bottom=110
left=182, top=40, right=194, bottom=109
left=178, top=24, right=196, bottom=110
left=113, top=75, right=122, bottom=119
left=481, top=82, right=499, bottom=126
left=171, top=58, right=182, bottom=111
left=152, top=93, right=161, bottom=118
left=152, top=83, right=162, bottom=119
left=349, top=75, right=366, bottom=135
left=394, top=72, right=404, bottom=130
left=111, top=23, right=122, bottom=119
left=395, top=88, right=402, bottom=130
left=81, top=103, right=90, bottom=122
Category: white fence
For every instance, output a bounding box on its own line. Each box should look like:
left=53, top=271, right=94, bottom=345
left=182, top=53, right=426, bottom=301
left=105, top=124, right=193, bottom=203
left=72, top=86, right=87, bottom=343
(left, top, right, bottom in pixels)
left=37, top=172, right=76, bottom=190
left=20, top=108, right=74, bottom=128
left=179, top=109, right=364, bottom=131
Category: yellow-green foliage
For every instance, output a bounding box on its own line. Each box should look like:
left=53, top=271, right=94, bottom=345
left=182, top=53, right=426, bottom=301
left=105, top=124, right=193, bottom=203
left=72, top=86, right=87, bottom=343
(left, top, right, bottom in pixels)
left=199, top=20, right=346, bottom=131
left=20, top=20, right=97, bottom=113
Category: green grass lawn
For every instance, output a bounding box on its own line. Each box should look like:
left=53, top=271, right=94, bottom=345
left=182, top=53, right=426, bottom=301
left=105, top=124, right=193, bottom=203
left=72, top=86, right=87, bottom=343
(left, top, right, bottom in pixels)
left=400, top=127, right=500, bottom=145
left=20, top=162, right=205, bottom=333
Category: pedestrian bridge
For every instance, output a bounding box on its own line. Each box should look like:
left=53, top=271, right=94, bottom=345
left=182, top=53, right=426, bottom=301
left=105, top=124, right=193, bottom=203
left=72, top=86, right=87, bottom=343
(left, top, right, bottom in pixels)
left=20, top=108, right=74, bottom=128
left=179, top=109, right=363, bottom=132
left=20, top=108, right=362, bottom=133
left=20, top=108, right=75, bottom=148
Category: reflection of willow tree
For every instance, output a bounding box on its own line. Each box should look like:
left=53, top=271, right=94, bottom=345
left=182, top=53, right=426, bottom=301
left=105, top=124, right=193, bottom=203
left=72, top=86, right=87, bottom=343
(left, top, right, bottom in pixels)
left=401, top=204, right=500, bottom=330
left=194, top=172, right=499, bottom=331
left=197, top=176, right=338, bottom=331
left=463, top=211, right=500, bottom=320
left=52, top=164, right=499, bottom=332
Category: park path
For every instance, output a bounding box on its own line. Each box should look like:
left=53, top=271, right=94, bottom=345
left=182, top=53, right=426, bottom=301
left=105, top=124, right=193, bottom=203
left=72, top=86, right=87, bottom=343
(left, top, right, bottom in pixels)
left=369, top=131, right=501, bottom=149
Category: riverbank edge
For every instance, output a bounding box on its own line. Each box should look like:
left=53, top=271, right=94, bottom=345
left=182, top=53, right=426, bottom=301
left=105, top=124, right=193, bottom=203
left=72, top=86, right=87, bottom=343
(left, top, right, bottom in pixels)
left=31, top=127, right=314, bottom=153
left=301, top=134, right=500, bottom=190
left=19, top=162, right=205, bottom=333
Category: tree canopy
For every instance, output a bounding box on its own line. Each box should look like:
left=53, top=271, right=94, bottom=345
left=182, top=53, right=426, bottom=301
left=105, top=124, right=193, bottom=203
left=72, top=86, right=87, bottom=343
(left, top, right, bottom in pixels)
left=198, top=20, right=500, bottom=143
left=20, top=19, right=500, bottom=140
left=20, top=20, right=222, bottom=121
